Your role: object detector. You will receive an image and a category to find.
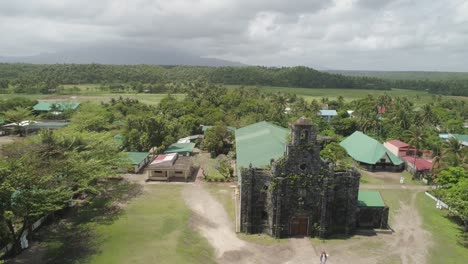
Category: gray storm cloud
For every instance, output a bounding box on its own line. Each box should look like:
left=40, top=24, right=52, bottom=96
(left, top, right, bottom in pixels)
left=0, top=0, right=467, bottom=71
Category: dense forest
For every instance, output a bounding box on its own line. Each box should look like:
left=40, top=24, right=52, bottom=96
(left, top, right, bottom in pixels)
left=1, top=63, right=468, bottom=96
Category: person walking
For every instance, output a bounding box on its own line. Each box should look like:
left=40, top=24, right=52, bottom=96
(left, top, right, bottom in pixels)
left=320, top=251, right=328, bottom=264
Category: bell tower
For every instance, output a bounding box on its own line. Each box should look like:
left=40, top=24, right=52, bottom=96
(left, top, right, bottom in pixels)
left=291, top=116, right=316, bottom=146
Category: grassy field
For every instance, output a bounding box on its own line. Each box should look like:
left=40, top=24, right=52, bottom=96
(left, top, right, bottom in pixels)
left=0, top=93, right=186, bottom=105
left=225, top=85, right=463, bottom=105
left=38, top=183, right=215, bottom=264
left=416, top=192, right=468, bottom=264
left=3, top=84, right=467, bottom=106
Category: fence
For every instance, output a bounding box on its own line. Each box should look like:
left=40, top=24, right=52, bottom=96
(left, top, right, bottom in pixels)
left=0, top=215, right=47, bottom=256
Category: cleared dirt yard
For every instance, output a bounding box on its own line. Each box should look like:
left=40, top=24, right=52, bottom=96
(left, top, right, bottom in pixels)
left=184, top=184, right=433, bottom=264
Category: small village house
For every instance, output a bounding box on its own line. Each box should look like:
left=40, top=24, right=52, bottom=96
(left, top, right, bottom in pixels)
left=33, top=101, right=80, bottom=114
left=164, top=142, right=195, bottom=156
left=146, top=153, right=193, bottom=181
left=126, top=152, right=151, bottom=173
left=318, top=109, right=337, bottom=121
left=384, top=140, right=413, bottom=157
left=384, top=139, right=433, bottom=178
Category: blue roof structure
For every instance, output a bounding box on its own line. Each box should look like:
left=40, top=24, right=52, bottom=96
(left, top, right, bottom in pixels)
left=319, top=110, right=338, bottom=116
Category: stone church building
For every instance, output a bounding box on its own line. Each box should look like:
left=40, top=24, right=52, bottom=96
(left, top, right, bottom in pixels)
left=236, top=117, right=388, bottom=238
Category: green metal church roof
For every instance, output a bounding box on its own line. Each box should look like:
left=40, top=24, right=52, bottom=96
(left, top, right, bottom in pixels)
left=126, top=152, right=149, bottom=165
left=33, top=101, right=80, bottom=112
left=358, top=190, right=386, bottom=207
left=164, top=142, right=195, bottom=153
left=235, top=121, right=289, bottom=181
left=340, top=131, right=403, bottom=165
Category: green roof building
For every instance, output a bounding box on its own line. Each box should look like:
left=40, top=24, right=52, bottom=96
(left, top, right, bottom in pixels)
left=164, top=143, right=195, bottom=156
left=452, top=134, right=468, bottom=146
left=201, top=125, right=236, bottom=133
left=340, top=131, right=403, bottom=170
left=33, top=101, right=80, bottom=112
left=235, top=121, right=288, bottom=182
left=125, top=152, right=151, bottom=173
left=358, top=190, right=386, bottom=207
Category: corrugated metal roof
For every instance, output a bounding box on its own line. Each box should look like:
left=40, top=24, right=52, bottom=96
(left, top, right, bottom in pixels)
left=386, top=139, right=409, bottom=148
left=358, top=190, right=385, bottom=207
left=340, top=131, right=403, bottom=165
left=164, top=143, right=195, bottom=153
left=201, top=125, right=236, bottom=133
left=402, top=156, right=432, bottom=171
left=235, top=121, right=289, bottom=182
left=33, top=101, right=80, bottom=111
left=452, top=134, right=468, bottom=143
left=319, top=110, right=337, bottom=116
left=126, top=152, right=149, bottom=165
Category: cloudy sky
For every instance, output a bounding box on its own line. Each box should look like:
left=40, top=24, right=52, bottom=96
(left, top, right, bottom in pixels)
left=1, top=0, right=467, bottom=71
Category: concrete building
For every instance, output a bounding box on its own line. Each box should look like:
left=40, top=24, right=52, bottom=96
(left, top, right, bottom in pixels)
left=146, top=153, right=193, bottom=181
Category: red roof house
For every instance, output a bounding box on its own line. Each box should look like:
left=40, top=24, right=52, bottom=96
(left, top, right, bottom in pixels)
left=383, top=140, right=414, bottom=157
left=402, top=156, right=432, bottom=173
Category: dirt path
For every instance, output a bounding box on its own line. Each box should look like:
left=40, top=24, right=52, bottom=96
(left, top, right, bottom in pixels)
left=183, top=184, right=432, bottom=264
left=183, top=184, right=313, bottom=264
left=389, top=192, right=431, bottom=264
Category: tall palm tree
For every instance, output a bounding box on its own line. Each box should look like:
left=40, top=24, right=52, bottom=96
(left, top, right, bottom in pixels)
left=404, top=126, right=424, bottom=178
left=442, top=137, right=467, bottom=168
left=420, top=104, right=439, bottom=126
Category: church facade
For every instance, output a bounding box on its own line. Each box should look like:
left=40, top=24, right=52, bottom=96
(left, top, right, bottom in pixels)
left=238, top=117, right=372, bottom=238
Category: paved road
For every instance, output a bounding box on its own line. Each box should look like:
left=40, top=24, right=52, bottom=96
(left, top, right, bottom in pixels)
left=360, top=184, right=435, bottom=190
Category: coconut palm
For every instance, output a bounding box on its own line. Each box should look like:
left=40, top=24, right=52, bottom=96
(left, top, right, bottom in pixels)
left=442, top=137, right=467, bottom=168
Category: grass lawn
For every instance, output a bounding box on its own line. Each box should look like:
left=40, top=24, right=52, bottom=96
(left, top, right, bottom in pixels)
left=193, top=153, right=227, bottom=181
left=359, top=170, right=425, bottom=186
left=40, top=183, right=215, bottom=264
left=416, top=192, right=468, bottom=264
left=359, top=170, right=387, bottom=184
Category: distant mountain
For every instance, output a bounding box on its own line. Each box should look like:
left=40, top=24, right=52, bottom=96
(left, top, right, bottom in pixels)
left=0, top=45, right=246, bottom=67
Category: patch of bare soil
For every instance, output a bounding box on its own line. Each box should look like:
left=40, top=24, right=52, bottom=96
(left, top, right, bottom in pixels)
left=183, top=185, right=432, bottom=264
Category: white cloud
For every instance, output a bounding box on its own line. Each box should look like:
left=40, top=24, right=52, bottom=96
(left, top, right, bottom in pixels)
left=0, top=0, right=467, bottom=70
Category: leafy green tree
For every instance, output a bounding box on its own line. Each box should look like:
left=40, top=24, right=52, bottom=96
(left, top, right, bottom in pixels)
left=442, top=137, right=467, bottom=167
left=0, top=129, right=125, bottom=255
left=320, top=142, right=350, bottom=168
left=435, top=167, right=467, bottom=188
left=204, top=123, right=230, bottom=157
left=3, top=107, right=32, bottom=136
left=444, top=178, right=468, bottom=233
left=69, top=103, right=113, bottom=132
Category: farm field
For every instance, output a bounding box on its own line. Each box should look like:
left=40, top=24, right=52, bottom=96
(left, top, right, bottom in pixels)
left=0, top=93, right=185, bottom=105
left=3, top=84, right=468, bottom=106
left=225, top=85, right=468, bottom=104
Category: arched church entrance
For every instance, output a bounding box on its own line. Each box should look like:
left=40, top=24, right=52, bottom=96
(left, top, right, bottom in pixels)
left=290, top=217, right=309, bottom=236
